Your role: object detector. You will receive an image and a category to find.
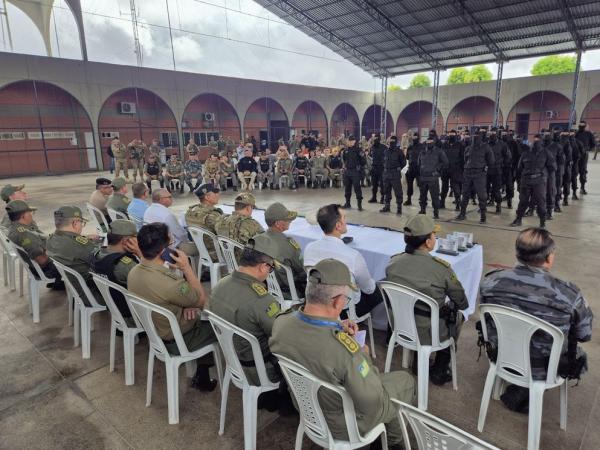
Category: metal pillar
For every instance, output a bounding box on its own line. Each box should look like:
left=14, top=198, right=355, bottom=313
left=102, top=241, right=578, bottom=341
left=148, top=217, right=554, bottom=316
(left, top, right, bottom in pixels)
left=1, top=0, right=14, bottom=52
left=493, top=61, right=504, bottom=127
left=569, top=50, right=582, bottom=128
left=380, top=76, right=388, bottom=135
left=130, top=0, right=143, bottom=67
left=431, top=70, right=440, bottom=131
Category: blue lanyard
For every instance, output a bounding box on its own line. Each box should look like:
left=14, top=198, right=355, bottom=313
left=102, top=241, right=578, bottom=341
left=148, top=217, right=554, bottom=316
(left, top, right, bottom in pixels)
left=294, top=312, right=343, bottom=331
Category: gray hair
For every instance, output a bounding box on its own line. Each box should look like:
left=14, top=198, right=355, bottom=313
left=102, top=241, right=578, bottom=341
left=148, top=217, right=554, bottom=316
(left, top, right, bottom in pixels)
left=152, top=188, right=168, bottom=203
left=305, top=281, right=348, bottom=305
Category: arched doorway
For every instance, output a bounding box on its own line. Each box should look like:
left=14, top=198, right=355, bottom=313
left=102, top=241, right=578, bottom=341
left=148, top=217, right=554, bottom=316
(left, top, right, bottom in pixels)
left=361, top=105, right=393, bottom=138
left=291, top=101, right=328, bottom=144
left=0, top=80, right=94, bottom=177
left=446, top=96, right=502, bottom=132
left=182, top=93, right=241, bottom=160
left=506, top=91, right=572, bottom=141
left=331, top=103, right=360, bottom=142
left=243, top=97, right=289, bottom=151
left=581, top=93, right=600, bottom=134
left=98, top=87, right=179, bottom=168
left=396, top=101, right=443, bottom=139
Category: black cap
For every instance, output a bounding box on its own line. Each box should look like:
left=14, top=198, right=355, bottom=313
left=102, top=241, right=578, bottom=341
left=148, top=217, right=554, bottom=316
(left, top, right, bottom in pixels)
left=194, top=183, right=220, bottom=198
left=96, top=177, right=111, bottom=186
left=347, top=135, right=356, bottom=140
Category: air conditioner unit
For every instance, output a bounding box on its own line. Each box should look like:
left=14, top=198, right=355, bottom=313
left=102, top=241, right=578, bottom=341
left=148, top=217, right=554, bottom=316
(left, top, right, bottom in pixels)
left=120, top=102, right=137, bottom=114
left=203, top=112, right=215, bottom=122
left=101, top=131, right=120, bottom=139
left=545, top=110, right=556, bottom=119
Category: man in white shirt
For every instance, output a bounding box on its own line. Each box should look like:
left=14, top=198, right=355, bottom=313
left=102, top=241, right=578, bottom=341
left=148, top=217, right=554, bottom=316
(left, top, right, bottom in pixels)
left=303, top=203, right=382, bottom=316
left=143, top=188, right=198, bottom=256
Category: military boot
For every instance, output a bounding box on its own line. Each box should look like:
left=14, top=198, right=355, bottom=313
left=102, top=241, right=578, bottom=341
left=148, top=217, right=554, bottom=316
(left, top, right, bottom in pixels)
left=368, top=196, right=377, bottom=203
left=563, top=197, right=569, bottom=206
left=439, top=198, right=446, bottom=209
left=554, top=205, right=562, bottom=213
left=479, top=210, right=486, bottom=224
left=546, top=211, right=553, bottom=220
left=403, top=197, right=412, bottom=206
left=430, top=349, right=452, bottom=386
left=455, top=209, right=466, bottom=220
left=507, top=198, right=512, bottom=209
left=510, top=217, right=522, bottom=227
left=573, top=192, right=579, bottom=200
left=433, top=210, right=439, bottom=219
left=581, top=184, right=587, bottom=195
left=495, top=204, right=501, bottom=215
left=342, top=202, right=351, bottom=209
left=380, top=205, right=391, bottom=213
left=357, top=200, right=363, bottom=211
left=419, top=206, right=426, bottom=215
left=539, top=217, right=546, bottom=229
left=396, top=206, right=402, bottom=215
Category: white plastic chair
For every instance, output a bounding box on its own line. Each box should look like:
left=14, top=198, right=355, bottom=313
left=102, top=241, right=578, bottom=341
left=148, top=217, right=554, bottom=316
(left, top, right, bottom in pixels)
left=12, top=244, right=55, bottom=323
left=217, top=235, right=244, bottom=273
left=477, top=304, right=567, bottom=450
left=86, top=202, right=109, bottom=235
left=107, top=207, right=128, bottom=221
left=393, top=400, right=500, bottom=450
left=91, top=274, right=144, bottom=385
left=377, top=281, right=457, bottom=411
left=125, top=293, right=223, bottom=424
left=275, top=353, right=388, bottom=450
left=188, top=226, right=227, bottom=288
left=52, top=259, right=107, bottom=359
left=0, top=227, right=24, bottom=294
left=278, top=174, right=290, bottom=189
left=266, top=261, right=304, bottom=312
left=206, top=311, right=279, bottom=450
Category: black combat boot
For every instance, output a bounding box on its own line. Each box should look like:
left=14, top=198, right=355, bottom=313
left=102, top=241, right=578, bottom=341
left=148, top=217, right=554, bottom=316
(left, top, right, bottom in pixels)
left=433, top=210, right=439, bottom=219
left=455, top=209, right=466, bottom=220
left=396, top=206, right=402, bottom=215
left=342, top=202, right=351, bottom=209
left=380, top=205, right=391, bottom=213
left=419, top=206, right=426, bottom=215
left=539, top=217, right=546, bottom=229
left=430, top=349, right=452, bottom=386
left=507, top=198, right=512, bottom=209
left=510, top=217, right=522, bottom=227
left=495, top=204, right=501, bottom=215
left=480, top=211, right=486, bottom=224
left=187, top=182, right=194, bottom=193
left=403, top=197, right=412, bottom=206
left=573, top=192, right=579, bottom=200
left=439, top=198, right=446, bottom=209
left=546, top=211, right=553, bottom=220
left=190, top=365, right=217, bottom=392
left=554, top=205, right=562, bottom=213
left=357, top=200, right=363, bottom=211
left=563, top=198, right=568, bottom=206
left=368, top=196, right=377, bottom=203
left=581, top=186, right=587, bottom=195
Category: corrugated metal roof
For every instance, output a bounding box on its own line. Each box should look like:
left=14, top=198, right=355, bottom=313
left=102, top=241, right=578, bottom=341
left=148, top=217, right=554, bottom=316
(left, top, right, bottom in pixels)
left=255, top=0, right=600, bottom=76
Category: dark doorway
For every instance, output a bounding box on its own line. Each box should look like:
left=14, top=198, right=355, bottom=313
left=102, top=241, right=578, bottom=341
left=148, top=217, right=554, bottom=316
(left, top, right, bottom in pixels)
left=516, top=113, right=530, bottom=137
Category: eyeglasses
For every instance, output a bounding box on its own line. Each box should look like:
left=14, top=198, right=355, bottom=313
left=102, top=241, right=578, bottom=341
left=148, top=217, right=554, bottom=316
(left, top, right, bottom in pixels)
left=264, top=262, right=275, bottom=273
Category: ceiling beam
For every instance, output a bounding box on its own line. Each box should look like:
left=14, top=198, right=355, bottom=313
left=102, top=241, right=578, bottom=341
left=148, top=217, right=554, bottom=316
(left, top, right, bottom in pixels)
left=557, top=0, right=583, bottom=49
left=454, top=0, right=507, bottom=61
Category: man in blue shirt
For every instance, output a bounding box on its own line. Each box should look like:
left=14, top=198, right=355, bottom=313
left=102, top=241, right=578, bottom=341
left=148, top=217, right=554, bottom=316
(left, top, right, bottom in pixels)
left=127, top=182, right=149, bottom=229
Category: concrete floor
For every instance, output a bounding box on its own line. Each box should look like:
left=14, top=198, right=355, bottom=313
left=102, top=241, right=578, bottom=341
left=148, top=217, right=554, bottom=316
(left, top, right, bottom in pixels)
left=1, top=160, right=599, bottom=450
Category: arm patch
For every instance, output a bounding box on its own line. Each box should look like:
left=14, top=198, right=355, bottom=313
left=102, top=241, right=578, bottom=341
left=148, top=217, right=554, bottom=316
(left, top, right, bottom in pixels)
left=266, top=301, right=280, bottom=318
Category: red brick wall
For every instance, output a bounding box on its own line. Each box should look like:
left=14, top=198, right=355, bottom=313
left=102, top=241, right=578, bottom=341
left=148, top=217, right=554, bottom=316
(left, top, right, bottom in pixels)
left=182, top=93, right=241, bottom=144
left=362, top=105, right=393, bottom=138
left=582, top=93, right=600, bottom=133
left=331, top=103, right=360, bottom=139
left=396, top=101, right=443, bottom=136
left=506, top=91, right=572, bottom=140
left=446, top=96, right=502, bottom=132
left=291, top=101, right=328, bottom=142
left=243, top=97, right=289, bottom=147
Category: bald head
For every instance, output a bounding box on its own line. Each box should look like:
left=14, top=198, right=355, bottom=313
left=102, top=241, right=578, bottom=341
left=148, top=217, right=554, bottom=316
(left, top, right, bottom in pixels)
left=516, top=227, right=556, bottom=267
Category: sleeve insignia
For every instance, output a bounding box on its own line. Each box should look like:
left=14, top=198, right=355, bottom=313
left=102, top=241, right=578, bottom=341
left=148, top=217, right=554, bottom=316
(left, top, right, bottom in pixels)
left=179, top=282, right=191, bottom=295
left=288, top=238, right=301, bottom=250
left=21, top=237, right=31, bottom=246
left=251, top=282, right=268, bottom=296
left=266, top=301, right=280, bottom=318
left=124, top=197, right=131, bottom=204
left=16, top=226, right=26, bottom=233
left=120, top=256, right=133, bottom=265
left=433, top=256, right=450, bottom=268
left=358, top=358, right=370, bottom=378
left=337, top=332, right=359, bottom=354
left=75, top=236, right=89, bottom=245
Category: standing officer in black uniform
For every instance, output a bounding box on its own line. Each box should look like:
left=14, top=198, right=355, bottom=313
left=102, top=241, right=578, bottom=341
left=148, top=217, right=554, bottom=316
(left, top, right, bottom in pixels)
left=440, top=129, right=464, bottom=211
left=560, top=130, right=573, bottom=207
left=575, top=120, right=596, bottom=195
left=417, top=135, right=448, bottom=219
left=552, top=128, right=567, bottom=213
left=510, top=134, right=553, bottom=229
left=487, top=128, right=511, bottom=215
left=503, top=130, right=520, bottom=209
left=541, top=129, right=559, bottom=220
left=455, top=129, right=495, bottom=224
left=404, top=133, right=422, bottom=206
left=569, top=128, right=583, bottom=200
left=341, top=135, right=366, bottom=211
left=380, top=135, right=407, bottom=215
left=368, top=135, right=386, bottom=203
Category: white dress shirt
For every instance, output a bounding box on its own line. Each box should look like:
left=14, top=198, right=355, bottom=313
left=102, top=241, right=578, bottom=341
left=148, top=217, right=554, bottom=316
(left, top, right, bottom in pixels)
left=303, top=235, right=376, bottom=294
left=143, top=203, right=188, bottom=247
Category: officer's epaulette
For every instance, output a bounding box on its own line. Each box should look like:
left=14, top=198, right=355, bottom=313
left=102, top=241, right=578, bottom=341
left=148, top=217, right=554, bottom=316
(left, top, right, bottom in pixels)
left=288, top=237, right=301, bottom=250
left=16, top=226, right=26, bottom=233
left=215, top=207, right=223, bottom=214
left=120, top=256, right=133, bottom=265
left=75, top=235, right=89, bottom=245
left=336, top=331, right=359, bottom=354
left=251, top=282, right=268, bottom=297
left=433, top=256, right=450, bottom=268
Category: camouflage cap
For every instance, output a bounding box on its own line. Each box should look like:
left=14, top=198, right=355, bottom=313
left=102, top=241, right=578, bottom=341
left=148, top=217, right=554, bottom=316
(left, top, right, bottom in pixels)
left=1, top=184, right=24, bottom=202
left=112, top=177, right=127, bottom=189
left=235, top=192, right=256, bottom=207
left=109, top=219, right=137, bottom=236
left=265, top=202, right=297, bottom=223
left=5, top=200, right=36, bottom=214
left=246, top=234, right=279, bottom=260
left=308, top=259, right=358, bottom=291
left=195, top=183, right=220, bottom=198
left=54, top=205, right=89, bottom=221
left=403, top=215, right=441, bottom=236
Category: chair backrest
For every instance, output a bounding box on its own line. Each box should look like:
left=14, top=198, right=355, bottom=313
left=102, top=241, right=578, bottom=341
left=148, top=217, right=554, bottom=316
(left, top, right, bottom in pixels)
left=0, top=228, right=18, bottom=257
left=125, top=292, right=193, bottom=358
left=268, top=262, right=303, bottom=310
left=479, top=304, right=564, bottom=385
left=393, top=400, right=500, bottom=450
left=12, top=243, right=54, bottom=283
left=377, top=281, right=442, bottom=347
left=205, top=311, right=277, bottom=389
left=266, top=270, right=285, bottom=304
left=275, top=353, right=365, bottom=447
left=86, top=202, right=109, bottom=234
left=91, top=273, right=142, bottom=329
left=217, top=236, right=243, bottom=273
left=188, top=226, right=224, bottom=265
left=107, top=207, right=128, bottom=221
left=52, top=259, right=105, bottom=309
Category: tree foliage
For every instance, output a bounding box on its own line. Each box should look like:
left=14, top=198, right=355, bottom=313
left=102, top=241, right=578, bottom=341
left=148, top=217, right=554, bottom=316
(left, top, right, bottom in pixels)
left=447, top=67, right=469, bottom=85
left=388, top=84, right=403, bottom=91
left=409, top=74, right=431, bottom=88
left=531, top=55, right=577, bottom=76
left=465, top=65, right=493, bottom=82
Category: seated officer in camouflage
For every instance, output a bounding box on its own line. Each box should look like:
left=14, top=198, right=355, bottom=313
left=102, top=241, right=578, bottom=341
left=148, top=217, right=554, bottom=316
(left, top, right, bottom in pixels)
left=106, top=177, right=130, bottom=217
left=262, top=202, right=306, bottom=297
left=88, top=178, right=113, bottom=228
left=184, top=152, right=203, bottom=193
left=215, top=192, right=264, bottom=247
left=46, top=206, right=104, bottom=303
left=384, top=215, right=467, bottom=385
left=90, top=219, right=141, bottom=320
left=5, top=200, right=63, bottom=290
left=2, top=183, right=30, bottom=228
left=270, top=259, right=416, bottom=448
left=128, top=222, right=217, bottom=391
left=185, top=183, right=226, bottom=261
left=479, top=227, right=593, bottom=411
left=165, top=155, right=185, bottom=194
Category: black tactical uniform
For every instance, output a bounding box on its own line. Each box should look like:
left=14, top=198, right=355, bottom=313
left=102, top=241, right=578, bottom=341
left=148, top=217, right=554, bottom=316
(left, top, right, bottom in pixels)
left=404, top=134, right=422, bottom=206
left=560, top=132, right=573, bottom=206
left=569, top=131, right=583, bottom=199
left=293, top=154, right=310, bottom=188
left=575, top=122, right=596, bottom=194
left=504, top=132, right=520, bottom=208
left=342, top=137, right=367, bottom=210
left=541, top=131, right=559, bottom=219
left=440, top=132, right=464, bottom=211
left=552, top=131, right=566, bottom=212
left=368, top=137, right=386, bottom=202
left=487, top=131, right=511, bottom=214
left=380, top=137, right=406, bottom=214
left=417, top=140, right=448, bottom=219
left=145, top=160, right=164, bottom=191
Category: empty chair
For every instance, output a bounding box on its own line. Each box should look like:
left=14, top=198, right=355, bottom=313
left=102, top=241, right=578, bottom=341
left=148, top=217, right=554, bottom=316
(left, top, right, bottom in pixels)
left=86, top=202, right=109, bottom=235
left=91, top=274, right=144, bottom=385
left=275, top=353, right=388, bottom=450
left=477, top=304, right=567, bottom=450
left=266, top=261, right=304, bottom=312
left=188, top=226, right=227, bottom=288
left=107, top=207, right=128, bottom=221
left=126, top=293, right=223, bottom=424
left=378, top=281, right=457, bottom=411
left=393, top=400, right=500, bottom=450
left=0, top=227, right=23, bottom=294
left=206, top=311, right=279, bottom=450
left=52, top=259, right=107, bottom=359
left=217, top=235, right=244, bottom=274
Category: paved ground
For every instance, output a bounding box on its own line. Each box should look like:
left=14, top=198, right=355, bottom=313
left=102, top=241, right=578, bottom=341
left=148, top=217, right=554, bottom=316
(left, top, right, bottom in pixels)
left=1, top=160, right=599, bottom=450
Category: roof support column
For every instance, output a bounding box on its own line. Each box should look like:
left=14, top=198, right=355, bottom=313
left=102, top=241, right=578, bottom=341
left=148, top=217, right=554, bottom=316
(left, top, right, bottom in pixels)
left=431, top=70, right=440, bottom=131
left=380, top=76, right=388, bottom=135
left=493, top=61, right=504, bottom=127
left=569, top=50, right=582, bottom=128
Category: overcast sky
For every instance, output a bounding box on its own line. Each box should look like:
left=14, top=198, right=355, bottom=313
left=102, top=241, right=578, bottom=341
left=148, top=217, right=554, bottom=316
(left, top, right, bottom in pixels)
left=2, top=0, right=600, bottom=92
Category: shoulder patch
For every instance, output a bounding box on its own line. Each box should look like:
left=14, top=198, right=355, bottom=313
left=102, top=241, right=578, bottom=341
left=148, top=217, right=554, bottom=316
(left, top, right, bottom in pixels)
left=75, top=236, right=89, bottom=245
left=251, top=282, right=268, bottom=296
left=358, top=358, right=370, bottom=378
left=16, top=226, right=26, bottom=233
left=124, top=197, right=131, bottom=204
left=21, top=237, right=31, bottom=246
left=266, top=301, right=280, bottom=318
left=179, top=282, right=191, bottom=295
left=288, top=238, right=301, bottom=250
left=433, top=256, right=450, bottom=268
left=337, top=332, right=359, bottom=354
left=120, top=256, right=133, bottom=265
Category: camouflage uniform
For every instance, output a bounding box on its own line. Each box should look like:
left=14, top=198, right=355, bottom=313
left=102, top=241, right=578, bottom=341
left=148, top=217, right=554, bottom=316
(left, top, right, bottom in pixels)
left=215, top=212, right=263, bottom=246
left=327, top=154, right=343, bottom=184
left=184, top=159, right=203, bottom=192
left=128, top=141, right=147, bottom=182
left=203, top=159, right=221, bottom=185
left=219, top=160, right=238, bottom=189
left=165, top=158, right=184, bottom=192
left=149, top=143, right=161, bottom=158
left=186, top=143, right=199, bottom=156
left=480, top=264, right=593, bottom=379
left=106, top=193, right=131, bottom=217
left=185, top=204, right=225, bottom=260
left=274, top=157, right=294, bottom=188
left=112, top=142, right=128, bottom=179
left=310, top=155, right=329, bottom=186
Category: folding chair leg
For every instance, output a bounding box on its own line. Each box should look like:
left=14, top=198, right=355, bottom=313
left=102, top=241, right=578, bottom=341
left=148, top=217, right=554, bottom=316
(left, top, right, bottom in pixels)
left=185, top=360, right=196, bottom=378
left=18, top=262, right=24, bottom=297
left=417, top=348, right=432, bottom=410
left=146, top=351, right=155, bottom=406
left=30, top=279, right=40, bottom=323
left=294, top=423, right=305, bottom=450
left=218, top=371, right=231, bottom=435
left=242, top=387, right=259, bottom=450
left=401, top=348, right=411, bottom=369
left=8, top=256, right=15, bottom=291
left=528, top=384, right=546, bottom=450
left=81, top=312, right=92, bottom=359
left=450, top=340, right=457, bottom=391
left=560, top=382, right=567, bottom=431
left=166, top=361, right=181, bottom=425
left=109, top=321, right=116, bottom=372
left=124, top=331, right=137, bottom=386
left=367, top=316, right=376, bottom=359
left=213, top=348, right=224, bottom=392
left=477, top=367, right=497, bottom=432
left=384, top=336, right=395, bottom=373
left=67, top=295, right=73, bottom=326
left=73, top=304, right=81, bottom=347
